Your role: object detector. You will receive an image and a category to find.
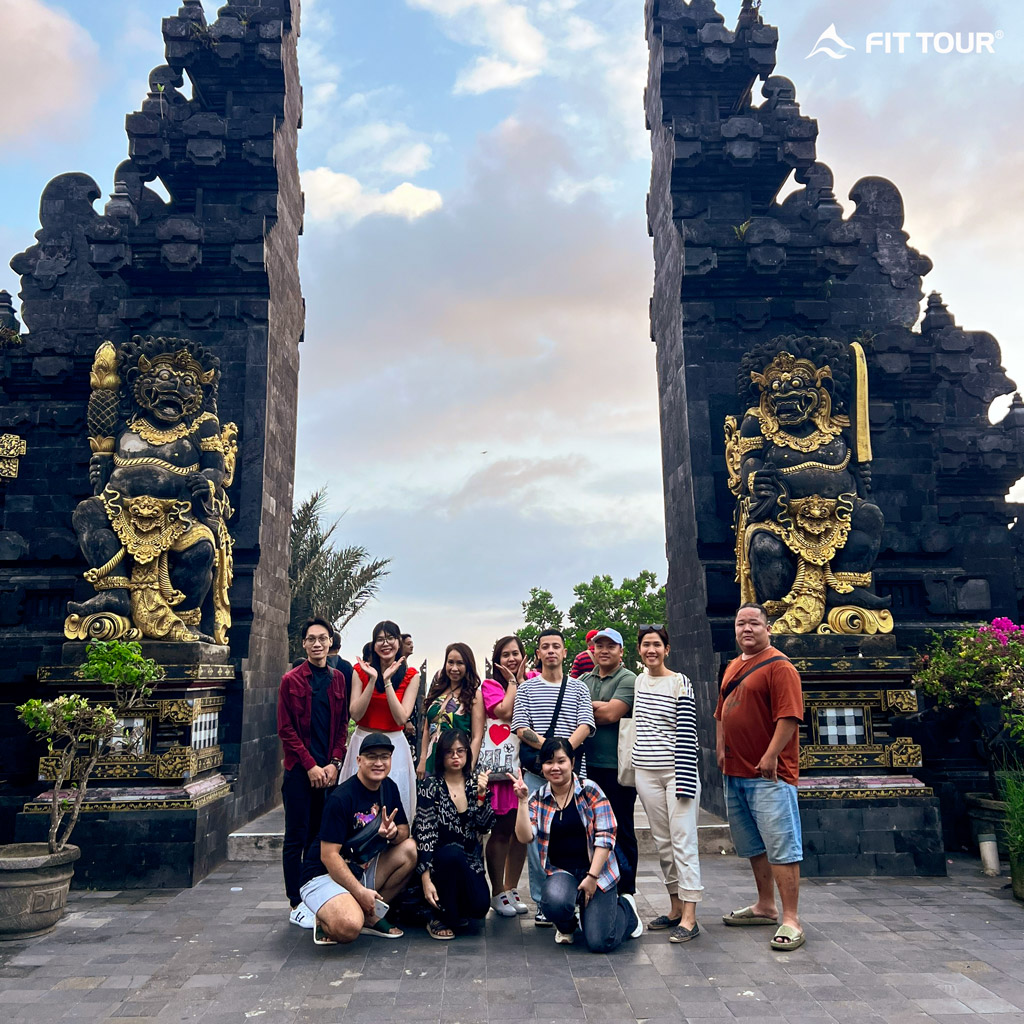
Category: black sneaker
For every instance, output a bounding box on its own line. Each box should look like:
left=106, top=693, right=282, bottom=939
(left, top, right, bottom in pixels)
left=534, top=910, right=553, bottom=927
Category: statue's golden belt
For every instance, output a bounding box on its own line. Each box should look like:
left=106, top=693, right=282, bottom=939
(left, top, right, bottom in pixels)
left=100, top=486, right=196, bottom=564
left=748, top=492, right=855, bottom=566
left=113, top=455, right=200, bottom=475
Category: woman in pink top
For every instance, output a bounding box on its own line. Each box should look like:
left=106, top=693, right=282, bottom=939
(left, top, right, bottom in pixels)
left=481, top=635, right=535, bottom=917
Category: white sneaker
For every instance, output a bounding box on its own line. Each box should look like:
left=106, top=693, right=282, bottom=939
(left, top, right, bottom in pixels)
left=554, top=927, right=575, bottom=944
left=621, top=893, right=644, bottom=940
left=289, top=902, right=316, bottom=929
left=509, top=888, right=529, bottom=915
left=490, top=891, right=517, bottom=918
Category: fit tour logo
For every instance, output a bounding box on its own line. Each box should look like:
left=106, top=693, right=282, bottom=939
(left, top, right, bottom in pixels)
left=806, top=24, right=854, bottom=60
left=806, top=24, right=1001, bottom=59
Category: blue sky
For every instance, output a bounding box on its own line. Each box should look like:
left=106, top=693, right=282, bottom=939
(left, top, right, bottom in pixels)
left=2, top=0, right=1022, bottom=671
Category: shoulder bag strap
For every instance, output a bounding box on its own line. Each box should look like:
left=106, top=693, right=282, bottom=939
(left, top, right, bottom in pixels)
left=719, top=654, right=789, bottom=704
left=544, top=675, right=570, bottom=739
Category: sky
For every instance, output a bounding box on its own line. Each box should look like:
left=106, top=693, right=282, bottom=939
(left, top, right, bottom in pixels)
left=1, top=0, right=1022, bottom=675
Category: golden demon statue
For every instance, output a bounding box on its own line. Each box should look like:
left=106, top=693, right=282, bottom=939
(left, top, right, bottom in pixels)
left=65, top=335, right=237, bottom=644
left=724, top=335, right=892, bottom=635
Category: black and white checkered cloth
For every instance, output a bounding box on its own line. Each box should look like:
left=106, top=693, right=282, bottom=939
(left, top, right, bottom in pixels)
left=816, top=707, right=865, bottom=746
left=191, top=711, right=219, bottom=751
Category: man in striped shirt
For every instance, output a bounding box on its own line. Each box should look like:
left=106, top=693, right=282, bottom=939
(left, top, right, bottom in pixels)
left=511, top=629, right=596, bottom=923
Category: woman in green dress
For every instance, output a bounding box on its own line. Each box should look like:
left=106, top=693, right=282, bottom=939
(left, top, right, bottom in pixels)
left=417, top=642, right=484, bottom=778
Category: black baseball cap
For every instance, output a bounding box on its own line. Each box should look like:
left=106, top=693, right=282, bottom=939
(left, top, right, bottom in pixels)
left=359, top=732, right=395, bottom=754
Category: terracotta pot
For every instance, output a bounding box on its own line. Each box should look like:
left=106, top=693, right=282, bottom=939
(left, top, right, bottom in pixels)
left=0, top=843, right=80, bottom=940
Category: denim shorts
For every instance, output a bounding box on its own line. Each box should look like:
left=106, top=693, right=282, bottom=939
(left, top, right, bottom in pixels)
left=299, top=855, right=379, bottom=915
left=724, top=775, right=803, bottom=865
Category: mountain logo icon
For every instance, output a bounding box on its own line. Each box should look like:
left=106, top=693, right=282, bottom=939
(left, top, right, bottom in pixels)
left=806, top=23, right=856, bottom=59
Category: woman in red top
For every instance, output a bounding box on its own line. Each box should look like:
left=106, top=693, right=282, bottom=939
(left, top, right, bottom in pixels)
left=340, top=619, right=420, bottom=821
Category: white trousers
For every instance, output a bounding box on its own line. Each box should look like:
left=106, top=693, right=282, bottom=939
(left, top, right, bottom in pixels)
left=635, top=766, right=703, bottom=902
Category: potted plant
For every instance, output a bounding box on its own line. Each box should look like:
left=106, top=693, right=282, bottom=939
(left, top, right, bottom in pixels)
left=0, top=640, right=162, bottom=939
left=1003, top=769, right=1024, bottom=901
left=914, top=617, right=1024, bottom=856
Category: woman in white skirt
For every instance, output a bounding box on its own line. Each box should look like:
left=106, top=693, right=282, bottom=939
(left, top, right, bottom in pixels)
left=341, top=619, right=420, bottom=822
left=629, top=624, right=702, bottom=943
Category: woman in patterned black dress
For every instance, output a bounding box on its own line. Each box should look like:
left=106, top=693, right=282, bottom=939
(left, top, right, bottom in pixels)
left=413, top=729, right=494, bottom=939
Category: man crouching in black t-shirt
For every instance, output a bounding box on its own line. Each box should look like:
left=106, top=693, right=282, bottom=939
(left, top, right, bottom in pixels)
left=299, top=732, right=417, bottom=942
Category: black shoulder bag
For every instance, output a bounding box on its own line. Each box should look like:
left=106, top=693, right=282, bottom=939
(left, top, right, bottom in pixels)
left=719, top=654, right=789, bottom=704
left=518, top=675, right=569, bottom=776
left=344, top=811, right=390, bottom=871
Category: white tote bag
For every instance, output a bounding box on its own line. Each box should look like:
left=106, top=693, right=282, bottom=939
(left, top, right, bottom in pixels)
left=617, top=713, right=637, bottom=787
left=477, top=720, right=521, bottom=781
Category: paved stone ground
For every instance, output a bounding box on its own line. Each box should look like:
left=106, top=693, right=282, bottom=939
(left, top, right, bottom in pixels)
left=1, top=854, right=1022, bottom=1024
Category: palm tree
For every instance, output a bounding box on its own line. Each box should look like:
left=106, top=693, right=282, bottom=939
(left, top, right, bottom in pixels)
left=289, top=489, right=390, bottom=660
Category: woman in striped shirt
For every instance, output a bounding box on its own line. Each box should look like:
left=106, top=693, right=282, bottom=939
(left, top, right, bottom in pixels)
left=629, top=625, right=703, bottom=942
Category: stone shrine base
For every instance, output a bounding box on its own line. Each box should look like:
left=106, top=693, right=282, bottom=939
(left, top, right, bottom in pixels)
left=799, top=776, right=945, bottom=877
left=14, top=778, right=232, bottom=888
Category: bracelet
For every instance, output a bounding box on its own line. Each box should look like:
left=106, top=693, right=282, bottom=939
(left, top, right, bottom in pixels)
left=587, top=872, right=599, bottom=881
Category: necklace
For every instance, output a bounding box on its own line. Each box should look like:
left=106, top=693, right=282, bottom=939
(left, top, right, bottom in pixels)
left=553, top=785, right=573, bottom=820
left=129, top=412, right=212, bottom=444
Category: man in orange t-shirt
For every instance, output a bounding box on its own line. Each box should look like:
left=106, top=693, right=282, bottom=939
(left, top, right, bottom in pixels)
left=714, top=603, right=805, bottom=950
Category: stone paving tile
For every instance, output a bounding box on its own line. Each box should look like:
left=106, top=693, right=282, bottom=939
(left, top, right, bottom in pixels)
left=1, top=853, right=1021, bottom=1023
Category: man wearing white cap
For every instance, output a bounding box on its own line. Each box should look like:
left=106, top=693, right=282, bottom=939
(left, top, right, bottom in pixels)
left=582, top=628, right=638, bottom=895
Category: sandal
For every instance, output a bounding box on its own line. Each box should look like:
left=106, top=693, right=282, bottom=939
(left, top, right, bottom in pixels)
left=722, top=905, right=778, bottom=927
left=427, top=919, right=455, bottom=941
left=360, top=917, right=404, bottom=939
left=770, top=923, right=805, bottom=950
left=647, top=913, right=682, bottom=931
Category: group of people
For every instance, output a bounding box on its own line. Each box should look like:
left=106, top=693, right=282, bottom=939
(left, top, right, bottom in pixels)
left=276, top=603, right=806, bottom=953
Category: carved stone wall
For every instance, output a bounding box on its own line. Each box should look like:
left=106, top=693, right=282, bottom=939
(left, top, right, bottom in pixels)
left=645, top=0, right=1024, bottom=813
left=0, top=0, right=303, bottom=849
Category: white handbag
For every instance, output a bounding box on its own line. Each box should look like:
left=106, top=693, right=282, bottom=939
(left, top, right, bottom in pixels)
left=477, top=720, right=521, bottom=781
left=617, top=712, right=636, bottom=787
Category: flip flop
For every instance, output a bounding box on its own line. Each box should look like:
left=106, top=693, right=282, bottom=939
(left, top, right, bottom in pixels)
left=722, top=905, right=779, bottom=927
left=360, top=917, right=404, bottom=939
left=427, top=919, right=455, bottom=941
left=313, top=918, right=337, bottom=945
left=770, top=924, right=805, bottom=950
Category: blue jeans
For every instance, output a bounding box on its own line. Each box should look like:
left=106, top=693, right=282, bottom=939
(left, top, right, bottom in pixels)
left=724, top=775, right=803, bottom=865
left=524, top=769, right=545, bottom=902
left=540, top=869, right=637, bottom=953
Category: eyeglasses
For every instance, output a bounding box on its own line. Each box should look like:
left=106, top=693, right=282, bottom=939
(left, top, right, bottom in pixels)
left=304, top=634, right=332, bottom=646
left=638, top=624, right=664, bottom=632
left=360, top=752, right=392, bottom=763
left=374, top=634, right=398, bottom=645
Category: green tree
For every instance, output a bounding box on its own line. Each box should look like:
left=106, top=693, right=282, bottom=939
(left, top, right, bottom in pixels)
left=289, top=489, right=390, bottom=660
left=517, top=571, right=667, bottom=670
left=517, top=587, right=564, bottom=659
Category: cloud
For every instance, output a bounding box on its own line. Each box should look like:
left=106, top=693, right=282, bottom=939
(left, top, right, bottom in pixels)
left=408, top=0, right=548, bottom=94
left=454, top=56, right=541, bottom=94
left=301, top=167, right=443, bottom=224
left=327, top=121, right=442, bottom=179
left=2, top=0, right=98, bottom=144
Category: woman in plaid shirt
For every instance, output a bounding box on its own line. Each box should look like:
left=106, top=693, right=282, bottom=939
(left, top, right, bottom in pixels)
left=512, top=738, right=643, bottom=952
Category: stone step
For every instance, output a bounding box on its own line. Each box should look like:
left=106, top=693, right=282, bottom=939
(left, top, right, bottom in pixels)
left=228, top=803, right=734, bottom=862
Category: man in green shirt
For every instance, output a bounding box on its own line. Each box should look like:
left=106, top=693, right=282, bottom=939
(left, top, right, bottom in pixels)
left=582, top=628, right=638, bottom=894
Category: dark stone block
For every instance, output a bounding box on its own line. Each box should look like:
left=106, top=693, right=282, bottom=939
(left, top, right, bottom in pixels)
left=646, top=1, right=1024, bottom=859
left=0, top=1, right=301, bottom=886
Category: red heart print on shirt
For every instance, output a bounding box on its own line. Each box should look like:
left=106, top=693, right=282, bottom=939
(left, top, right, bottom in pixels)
left=488, top=724, right=511, bottom=745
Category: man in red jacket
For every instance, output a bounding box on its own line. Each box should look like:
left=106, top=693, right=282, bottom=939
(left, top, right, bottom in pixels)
left=278, top=617, right=351, bottom=927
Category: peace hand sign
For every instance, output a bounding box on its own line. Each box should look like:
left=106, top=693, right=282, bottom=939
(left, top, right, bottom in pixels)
left=379, top=805, right=399, bottom=841
left=508, top=767, right=529, bottom=802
